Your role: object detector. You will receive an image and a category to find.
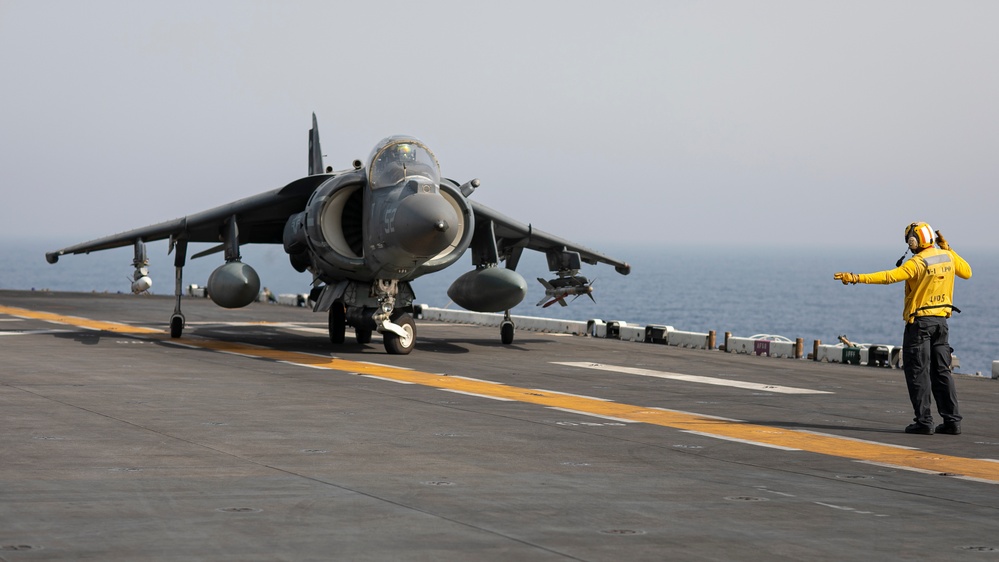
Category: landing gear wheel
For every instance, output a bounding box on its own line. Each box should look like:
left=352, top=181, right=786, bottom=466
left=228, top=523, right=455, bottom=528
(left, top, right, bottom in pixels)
left=384, top=313, right=416, bottom=355
left=170, top=314, right=185, bottom=338
left=329, top=303, right=346, bottom=344
left=501, top=321, right=515, bottom=345
left=355, top=327, right=372, bottom=344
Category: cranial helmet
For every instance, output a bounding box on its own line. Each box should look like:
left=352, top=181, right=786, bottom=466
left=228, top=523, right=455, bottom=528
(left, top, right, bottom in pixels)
left=904, top=222, right=934, bottom=251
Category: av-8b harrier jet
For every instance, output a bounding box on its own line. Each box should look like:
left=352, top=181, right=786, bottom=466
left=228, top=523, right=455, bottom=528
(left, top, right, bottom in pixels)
left=46, top=115, right=630, bottom=354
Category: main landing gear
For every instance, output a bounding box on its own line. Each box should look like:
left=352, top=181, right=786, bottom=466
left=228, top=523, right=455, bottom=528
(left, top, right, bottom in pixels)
left=328, top=303, right=416, bottom=355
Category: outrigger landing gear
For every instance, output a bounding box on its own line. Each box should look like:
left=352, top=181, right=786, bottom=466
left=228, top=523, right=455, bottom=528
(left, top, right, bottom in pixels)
left=170, top=314, right=185, bottom=338
left=170, top=239, right=188, bottom=338
left=501, top=310, right=515, bottom=345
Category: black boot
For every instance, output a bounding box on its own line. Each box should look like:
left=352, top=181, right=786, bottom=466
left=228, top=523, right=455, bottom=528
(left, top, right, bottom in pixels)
left=904, top=422, right=934, bottom=435
left=935, top=421, right=961, bottom=435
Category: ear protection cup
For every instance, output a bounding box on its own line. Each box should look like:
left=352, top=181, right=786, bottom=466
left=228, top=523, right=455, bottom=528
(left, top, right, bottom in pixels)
left=907, top=224, right=918, bottom=251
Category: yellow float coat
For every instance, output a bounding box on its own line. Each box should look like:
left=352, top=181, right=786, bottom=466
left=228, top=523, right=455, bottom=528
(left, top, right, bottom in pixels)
left=857, top=248, right=972, bottom=323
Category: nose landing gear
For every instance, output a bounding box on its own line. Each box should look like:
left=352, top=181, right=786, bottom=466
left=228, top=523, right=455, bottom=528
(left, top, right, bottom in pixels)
left=383, top=312, right=416, bottom=355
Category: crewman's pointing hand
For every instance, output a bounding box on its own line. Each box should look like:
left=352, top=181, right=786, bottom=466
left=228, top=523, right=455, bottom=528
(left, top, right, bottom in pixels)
left=834, top=272, right=859, bottom=285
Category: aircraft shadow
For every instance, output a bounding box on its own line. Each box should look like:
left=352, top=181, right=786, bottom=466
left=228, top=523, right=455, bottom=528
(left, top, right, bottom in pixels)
left=42, top=324, right=547, bottom=357
left=53, top=331, right=102, bottom=346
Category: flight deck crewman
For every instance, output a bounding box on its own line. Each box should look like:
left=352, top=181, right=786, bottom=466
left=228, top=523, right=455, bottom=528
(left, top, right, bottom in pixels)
left=833, top=222, right=972, bottom=435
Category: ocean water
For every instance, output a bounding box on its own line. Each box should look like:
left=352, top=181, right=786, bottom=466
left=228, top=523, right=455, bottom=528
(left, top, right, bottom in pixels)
left=4, top=239, right=996, bottom=376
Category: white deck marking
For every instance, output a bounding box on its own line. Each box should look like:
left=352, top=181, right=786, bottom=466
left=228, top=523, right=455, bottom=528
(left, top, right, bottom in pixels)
left=0, top=329, right=74, bottom=336
left=531, top=389, right=612, bottom=402
left=682, top=430, right=801, bottom=451
left=440, top=389, right=515, bottom=401
left=360, top=374, right=415, bottom=384
left=554, top=362, right=832, bottom=394
left=546, top=407, right=638, bottom=424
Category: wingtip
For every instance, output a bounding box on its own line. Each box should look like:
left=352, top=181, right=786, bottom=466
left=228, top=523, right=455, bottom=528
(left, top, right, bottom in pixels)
left=616, top=263, right=631, bottom=275
left=45, top=252, right=60, bottom=264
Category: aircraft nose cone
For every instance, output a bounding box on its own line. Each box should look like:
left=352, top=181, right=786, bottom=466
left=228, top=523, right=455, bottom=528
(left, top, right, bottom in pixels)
left=394, top=192, right=459, bottom=257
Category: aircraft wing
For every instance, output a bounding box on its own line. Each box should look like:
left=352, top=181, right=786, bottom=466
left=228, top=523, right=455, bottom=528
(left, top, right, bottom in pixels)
left=46, top=175, right=330, bottom=263
left=470, top=201, right=631, bottom=275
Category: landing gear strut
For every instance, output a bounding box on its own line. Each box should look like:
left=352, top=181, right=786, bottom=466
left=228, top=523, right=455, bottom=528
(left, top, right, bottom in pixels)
left=170, top=239, right=188, bottom=338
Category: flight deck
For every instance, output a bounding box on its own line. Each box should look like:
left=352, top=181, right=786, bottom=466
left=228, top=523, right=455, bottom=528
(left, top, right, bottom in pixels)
left=2, top=290, right=998, bottom=561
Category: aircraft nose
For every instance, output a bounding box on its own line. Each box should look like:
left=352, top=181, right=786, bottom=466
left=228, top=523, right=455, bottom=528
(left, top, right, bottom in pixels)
left=394, top=191, right=460, bottom=257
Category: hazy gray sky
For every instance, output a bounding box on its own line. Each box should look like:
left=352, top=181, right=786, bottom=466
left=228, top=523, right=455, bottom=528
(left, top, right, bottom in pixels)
left=2, top=1, right=997, bottom=250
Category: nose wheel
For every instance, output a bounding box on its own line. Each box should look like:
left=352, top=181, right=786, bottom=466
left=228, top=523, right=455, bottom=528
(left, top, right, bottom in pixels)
left=170, top=313, right=185, bottom=338
left=501, top=311, right=514, bottom=345
left=384, top=312, right=416, bottom=355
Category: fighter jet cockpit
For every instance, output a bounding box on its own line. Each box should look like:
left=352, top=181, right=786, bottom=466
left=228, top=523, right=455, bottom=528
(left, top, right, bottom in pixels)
left=367, top=136, right=441, bottom=189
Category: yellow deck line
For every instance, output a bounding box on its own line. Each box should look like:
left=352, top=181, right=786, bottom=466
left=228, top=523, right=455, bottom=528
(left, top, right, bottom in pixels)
left=6, top=304, right=999, bottom=483
left=0, top=305, right=164, bottom=334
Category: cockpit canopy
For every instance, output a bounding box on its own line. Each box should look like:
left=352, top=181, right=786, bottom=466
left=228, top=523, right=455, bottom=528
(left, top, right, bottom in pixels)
left=367, top=136, right=441, bottom=189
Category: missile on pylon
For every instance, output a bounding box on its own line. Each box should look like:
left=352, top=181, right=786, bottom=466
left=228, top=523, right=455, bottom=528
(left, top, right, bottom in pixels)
left=131, top=267, right=152, bottom=293
left=536, top=276, right=595, bottom=308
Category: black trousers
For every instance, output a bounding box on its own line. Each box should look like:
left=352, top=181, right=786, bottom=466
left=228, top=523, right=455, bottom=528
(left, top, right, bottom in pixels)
left=902, top=316, right=961, bottom=425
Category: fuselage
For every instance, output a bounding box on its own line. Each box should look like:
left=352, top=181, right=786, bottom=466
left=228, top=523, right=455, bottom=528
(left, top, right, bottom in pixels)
left=284, top=137, right=474, bottom=286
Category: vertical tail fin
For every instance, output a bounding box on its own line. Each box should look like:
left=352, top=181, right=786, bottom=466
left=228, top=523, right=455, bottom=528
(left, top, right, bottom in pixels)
left=308, top=113, right=324, bottom=175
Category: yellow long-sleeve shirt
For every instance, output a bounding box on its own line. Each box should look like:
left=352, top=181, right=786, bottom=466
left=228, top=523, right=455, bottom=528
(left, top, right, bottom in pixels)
left=857, top=247, right=972, bottom=323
